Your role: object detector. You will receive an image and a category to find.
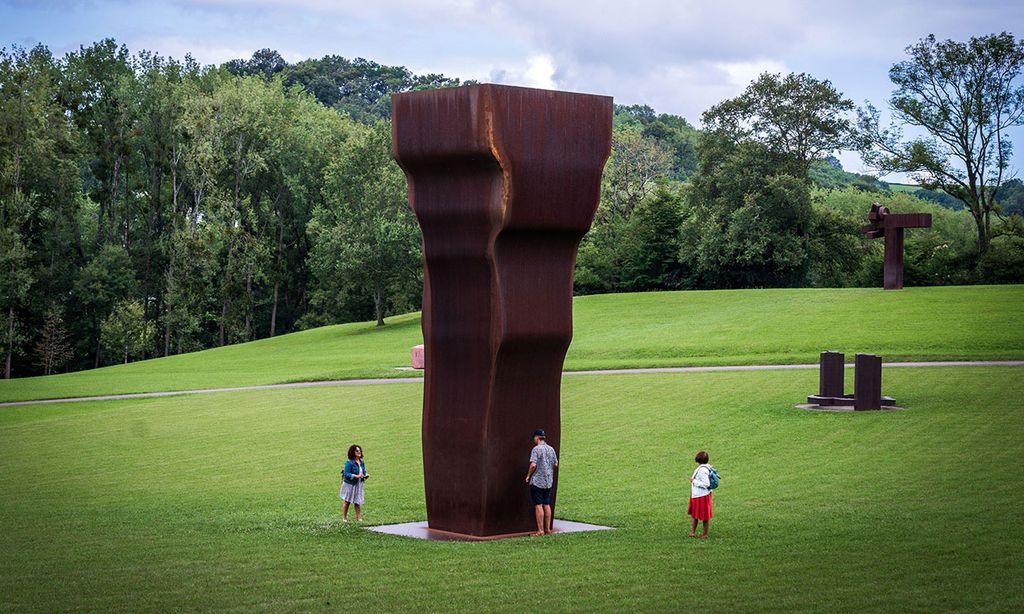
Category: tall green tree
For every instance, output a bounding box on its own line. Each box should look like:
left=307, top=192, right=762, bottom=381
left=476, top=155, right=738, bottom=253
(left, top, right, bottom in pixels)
left=856, top=32, right=1024, bottom=253
left=225, top=48, right=287, bottom=80
left=577, top=125, right=676, bottom=293
left=619, top=186, right=688, bottom=291
left=100, top=299, right=155, bottom=364
left=60, top=39, right=135, bottom=248
left=805, top=206, right=866, bottom=287
left=181, top=73, right=280, bottom=344
left=307, top=121, right=421, bottom=326
left=131, top=52, right=199, bottom=354
left=600, top=124, right=675, bottom=224
left=163, top=226, right=217, bottom=354
left=34, top=306, right=74, bottom=375
left=682, top=71, right=854, bottom=288
left=73, top=245, right=136, bottom=367
left=264, top=89, right=356, bottom=336
left=578, top=183, right=688, bottom=295
left=704, top=72, right=853, bottom=173
left=682, top=139, right=814, bottom=288
left=0, top=228, right=30, bottom=378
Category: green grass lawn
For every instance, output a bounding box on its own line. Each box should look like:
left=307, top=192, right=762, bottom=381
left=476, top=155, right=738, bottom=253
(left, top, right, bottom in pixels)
left=1, top=366, right=1021, bottom=611
left=3, top=285, right=1023, bottom=403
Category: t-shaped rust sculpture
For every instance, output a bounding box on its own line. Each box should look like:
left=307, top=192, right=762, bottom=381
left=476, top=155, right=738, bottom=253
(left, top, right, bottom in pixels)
left=392, top=84, right=612, bottom=538
left=863, top=203, right=932, bottom=290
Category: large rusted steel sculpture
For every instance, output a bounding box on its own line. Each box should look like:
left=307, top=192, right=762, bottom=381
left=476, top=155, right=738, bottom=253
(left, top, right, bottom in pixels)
left=863, top=203, right=932, bottom=290
left=806, top=351, right=895, bottom=410
left=392, top=84, right=612, bottom=538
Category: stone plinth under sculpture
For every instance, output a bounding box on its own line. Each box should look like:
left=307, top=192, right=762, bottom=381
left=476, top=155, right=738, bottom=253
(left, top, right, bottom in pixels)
left=863, top=203, right=932, bottom=290
left=391, top=84, right=612, bottom=538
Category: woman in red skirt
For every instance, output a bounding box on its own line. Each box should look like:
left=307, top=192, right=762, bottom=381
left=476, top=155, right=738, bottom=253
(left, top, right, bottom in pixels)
left=688, top=450, right=713, bottom=538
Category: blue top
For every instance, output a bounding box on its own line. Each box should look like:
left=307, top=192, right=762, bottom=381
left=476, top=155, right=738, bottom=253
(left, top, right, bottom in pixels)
left=343, top=459, right=367, bottom=485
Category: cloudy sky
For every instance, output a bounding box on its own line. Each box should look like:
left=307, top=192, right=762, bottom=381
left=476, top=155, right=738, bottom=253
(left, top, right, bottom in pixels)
left=3, top=0, right=1022, bottom=177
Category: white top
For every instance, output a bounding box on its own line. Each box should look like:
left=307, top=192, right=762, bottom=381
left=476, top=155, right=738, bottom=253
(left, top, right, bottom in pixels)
left=691, top=464, right=712, bottom=498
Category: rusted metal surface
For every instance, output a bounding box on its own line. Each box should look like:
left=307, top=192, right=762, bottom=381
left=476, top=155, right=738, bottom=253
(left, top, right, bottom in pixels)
left=392, top=84, right=612, bottom=537
left=863, top=203, right=933, bottom=290
left=819, top=351, right=845, bottom=398
left=854, top=353, right=883, bottom=410
left=807, top=350, right=895, bottom=408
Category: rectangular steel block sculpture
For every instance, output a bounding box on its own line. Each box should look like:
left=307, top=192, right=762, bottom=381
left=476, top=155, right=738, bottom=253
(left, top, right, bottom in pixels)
left=819, top=351, right=845, bottom=398
left=854, top=353, right=883, bottom=411
left=391, top=84, right=612, bottom=537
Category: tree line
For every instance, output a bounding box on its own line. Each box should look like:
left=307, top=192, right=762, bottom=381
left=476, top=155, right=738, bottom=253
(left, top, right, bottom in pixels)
left=2, top=34, right=1023, bottom=379
left=0, top=41, right=439, bottom=378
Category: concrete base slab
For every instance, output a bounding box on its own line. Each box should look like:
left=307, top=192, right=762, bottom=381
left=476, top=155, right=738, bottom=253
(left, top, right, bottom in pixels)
left=366, top=519, right=613, bottom=541
left=795, top=403, right=905, bottom=412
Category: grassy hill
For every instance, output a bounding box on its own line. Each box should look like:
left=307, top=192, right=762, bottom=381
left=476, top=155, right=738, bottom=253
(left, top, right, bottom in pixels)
left=808, top=160, right=965, bottom=210
left=4, top=285, right=1022, bottom=402
left=1, top=366, right=1021, bottom=611
left=2, top=284, right=1022, bottom=611
left=885, top=182, right=921, bottom=193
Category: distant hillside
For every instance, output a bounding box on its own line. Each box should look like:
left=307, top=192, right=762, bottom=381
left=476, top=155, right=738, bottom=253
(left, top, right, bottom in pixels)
left=224, top=50, right=701, bottom=179
left=809, top=157, right=889, bottom=192
left=224, top=48, right=471, bottom=123
left=810, top=158, right=965, bottom=210
left=613, top=104, right=699, bottom=180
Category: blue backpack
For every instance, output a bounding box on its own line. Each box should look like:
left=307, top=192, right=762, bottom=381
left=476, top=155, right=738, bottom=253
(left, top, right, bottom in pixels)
left=707, top=465, right=720, bottom=490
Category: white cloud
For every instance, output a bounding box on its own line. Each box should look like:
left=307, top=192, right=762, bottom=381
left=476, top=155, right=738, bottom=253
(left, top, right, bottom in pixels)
left=489, top=53, right=556, bottom=89
left=716, top=60, right=789, bottom=90
left=14, top=0, right=1023, bottom=149
left=126, top=35, right=264, bottom=65
left=523, top=54, right=556, bottom=89
left=153, top=0, right=1022, bottom=120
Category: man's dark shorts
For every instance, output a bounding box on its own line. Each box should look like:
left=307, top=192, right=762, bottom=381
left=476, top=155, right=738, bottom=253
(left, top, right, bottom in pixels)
left=530, top=485, right=551, bottom=505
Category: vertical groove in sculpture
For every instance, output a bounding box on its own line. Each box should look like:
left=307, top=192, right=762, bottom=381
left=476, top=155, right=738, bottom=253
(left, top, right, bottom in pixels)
left=392, top=85, right=612, bottom=537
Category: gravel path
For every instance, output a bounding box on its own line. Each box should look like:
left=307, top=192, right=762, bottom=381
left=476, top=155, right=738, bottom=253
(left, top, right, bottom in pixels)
left=3, top=360, right=1021, bottom=408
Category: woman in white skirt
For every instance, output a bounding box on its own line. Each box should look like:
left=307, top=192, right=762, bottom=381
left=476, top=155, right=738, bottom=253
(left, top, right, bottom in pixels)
left=340, top=444, right=368, bottom=522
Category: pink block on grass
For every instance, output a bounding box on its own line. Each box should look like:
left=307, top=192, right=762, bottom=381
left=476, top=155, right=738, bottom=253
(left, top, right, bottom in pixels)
left=411, top=345, right=425, bottom=369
